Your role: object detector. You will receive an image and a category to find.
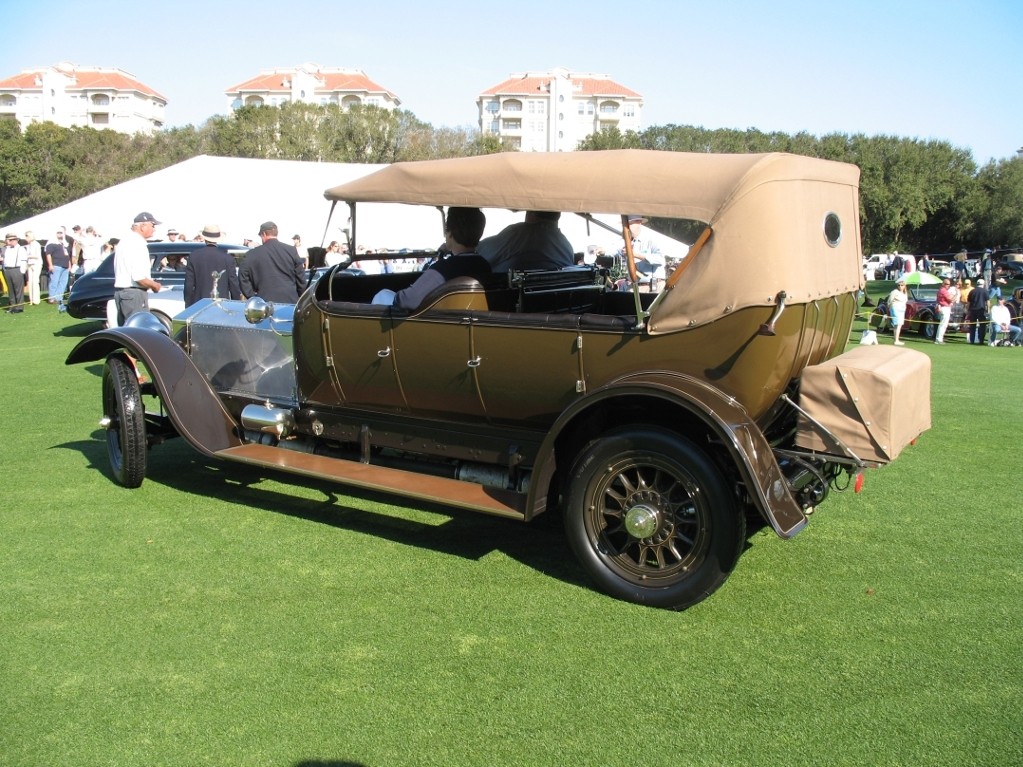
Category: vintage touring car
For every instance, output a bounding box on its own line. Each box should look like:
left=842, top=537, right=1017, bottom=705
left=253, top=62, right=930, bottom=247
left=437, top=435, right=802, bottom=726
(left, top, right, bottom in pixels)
left=67, top=150, right=931, bottom=610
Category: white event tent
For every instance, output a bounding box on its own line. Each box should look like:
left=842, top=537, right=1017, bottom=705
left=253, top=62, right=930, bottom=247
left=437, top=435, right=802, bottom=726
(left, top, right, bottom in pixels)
left=2, top=155, right=689, bottom=259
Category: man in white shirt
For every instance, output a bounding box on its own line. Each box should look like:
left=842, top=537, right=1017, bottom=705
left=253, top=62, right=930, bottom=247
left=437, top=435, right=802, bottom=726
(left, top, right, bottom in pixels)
left=2, top=232, right=28, bottom=312
left=988, top=296, right=1021, bottom=346
left=113, top=212, right=163, bottom=324
left=70, top=225, right=105, bottom=273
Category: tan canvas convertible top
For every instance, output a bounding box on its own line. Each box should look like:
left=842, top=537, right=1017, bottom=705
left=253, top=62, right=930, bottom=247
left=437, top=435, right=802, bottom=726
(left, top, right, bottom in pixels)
left=324, top=149, right=863, bottom=332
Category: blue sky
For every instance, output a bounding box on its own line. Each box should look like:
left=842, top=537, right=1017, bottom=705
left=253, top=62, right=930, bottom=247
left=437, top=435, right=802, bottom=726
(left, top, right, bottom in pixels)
left=4, top=0, right=1020, bottom=163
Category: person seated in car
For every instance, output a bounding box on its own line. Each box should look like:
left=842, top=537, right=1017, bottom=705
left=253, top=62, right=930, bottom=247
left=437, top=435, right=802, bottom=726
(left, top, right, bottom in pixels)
left=477, top=211, right=574, bottom=272
left=373, top=207, right=490, bottom=310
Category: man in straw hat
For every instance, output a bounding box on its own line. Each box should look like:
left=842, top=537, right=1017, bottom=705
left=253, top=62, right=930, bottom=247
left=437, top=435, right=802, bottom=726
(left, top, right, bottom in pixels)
left=184, top=224, right=240, bottom=306
left=2, top=231, right=27, bottom=312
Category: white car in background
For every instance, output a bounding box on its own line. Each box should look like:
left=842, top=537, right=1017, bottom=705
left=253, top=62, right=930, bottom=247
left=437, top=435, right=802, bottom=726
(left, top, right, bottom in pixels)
left=105, top=285, right=186, bottom=330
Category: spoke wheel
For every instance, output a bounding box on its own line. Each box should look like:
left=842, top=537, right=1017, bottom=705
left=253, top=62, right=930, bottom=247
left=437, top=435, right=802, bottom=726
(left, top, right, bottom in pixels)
left=101, top=355, right=147, bottom=488
left=565, top=428, right=743, bottom=610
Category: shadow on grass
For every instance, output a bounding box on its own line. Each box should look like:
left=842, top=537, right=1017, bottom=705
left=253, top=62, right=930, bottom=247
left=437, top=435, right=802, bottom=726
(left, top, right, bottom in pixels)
left=69, top=432, right=589, bottom=591
left=53, top=319, right=104, bottom=338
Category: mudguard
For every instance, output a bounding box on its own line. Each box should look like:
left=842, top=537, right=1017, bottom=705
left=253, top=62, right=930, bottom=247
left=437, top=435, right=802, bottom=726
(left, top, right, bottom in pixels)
left=532, top=371, right=808, bottom=539
left=66, top=327, right=242, bottom=456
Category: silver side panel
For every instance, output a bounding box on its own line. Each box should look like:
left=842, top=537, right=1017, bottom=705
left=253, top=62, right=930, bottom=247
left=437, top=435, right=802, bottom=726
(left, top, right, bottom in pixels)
left=174, top=299, right=298, bottom=405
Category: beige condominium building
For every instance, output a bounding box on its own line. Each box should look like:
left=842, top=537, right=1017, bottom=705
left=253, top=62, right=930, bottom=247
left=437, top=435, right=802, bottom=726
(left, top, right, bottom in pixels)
left=225, top=63, right=401, bottom=112
left=0, top=62, right=166, bottom=134
left=477, top=67, right=643, bottom=152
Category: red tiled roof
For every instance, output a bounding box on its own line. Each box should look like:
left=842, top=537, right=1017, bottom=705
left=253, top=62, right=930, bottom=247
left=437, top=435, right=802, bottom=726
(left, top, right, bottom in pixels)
left=0, top=65, right=165, bottom=101
left=225, top=68, right=398, bottom=101
left=480, top=73, right=641, bottom=99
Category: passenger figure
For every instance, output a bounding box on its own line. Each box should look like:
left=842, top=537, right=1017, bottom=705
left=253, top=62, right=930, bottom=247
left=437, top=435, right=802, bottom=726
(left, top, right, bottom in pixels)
left=477, top=211, right=574, bottom=272
left=374, top=207, right=489, bottom=310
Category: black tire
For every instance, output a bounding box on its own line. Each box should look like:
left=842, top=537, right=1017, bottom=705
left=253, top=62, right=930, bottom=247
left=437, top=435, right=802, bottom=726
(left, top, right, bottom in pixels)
left=564, top=427, right=745, bottom=610
left=102, top=355, right=147, bottom=488
left=870, top=305, right=890, bottom=333
left=918, top=311, right=937, bottom=339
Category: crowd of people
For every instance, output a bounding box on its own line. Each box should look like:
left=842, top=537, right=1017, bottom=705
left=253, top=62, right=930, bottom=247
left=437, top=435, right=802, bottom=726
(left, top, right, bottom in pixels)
left=1, top=224, right=120, bottom=313
left=885, top=274, right=1021, bottom=347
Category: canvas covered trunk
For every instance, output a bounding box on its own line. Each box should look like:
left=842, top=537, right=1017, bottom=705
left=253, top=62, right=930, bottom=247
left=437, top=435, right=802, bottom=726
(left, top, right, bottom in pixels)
left=795, top=346, right=931, bottom=465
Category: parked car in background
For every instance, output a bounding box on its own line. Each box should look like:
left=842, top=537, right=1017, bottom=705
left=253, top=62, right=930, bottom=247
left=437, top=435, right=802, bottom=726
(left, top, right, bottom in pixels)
left=871, top=284, right=964, bottom=339
left=862, top=253, right=888, bottom=280
left=67, top=150, right=931, bottom=611
left=996, top=261, right=1023, bottom=281
left=66, top=241, right=249, bottom=320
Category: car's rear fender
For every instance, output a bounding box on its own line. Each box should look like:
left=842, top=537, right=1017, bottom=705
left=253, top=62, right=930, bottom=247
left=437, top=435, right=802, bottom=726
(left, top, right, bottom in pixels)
left=65, top=327, right=243, bottom=456
left=532, top=371, right=808, bottom=539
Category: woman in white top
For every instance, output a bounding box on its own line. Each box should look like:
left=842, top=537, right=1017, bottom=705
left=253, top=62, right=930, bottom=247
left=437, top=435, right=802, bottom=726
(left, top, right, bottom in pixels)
left=888, top=278, right=908, bottom=346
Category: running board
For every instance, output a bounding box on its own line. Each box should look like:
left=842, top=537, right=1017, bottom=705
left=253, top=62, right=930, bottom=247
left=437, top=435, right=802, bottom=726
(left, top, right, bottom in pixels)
left=216, top=443, right=527, bottom=520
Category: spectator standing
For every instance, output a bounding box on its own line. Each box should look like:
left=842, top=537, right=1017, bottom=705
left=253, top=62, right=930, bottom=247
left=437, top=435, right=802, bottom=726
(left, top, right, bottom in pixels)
left=954, top=248, right=968, bottom=277
left=184, top=225, right=240, bottom=306
left=45, top=227, right=73, bottom=312
left=24, top=230, right=42, bottom=305
left=292, top=234, right=309, bottom=268
left=888, top=278, right=908, bottom=345
left=982, top=249, right=994, bottom=287
left=70, top=225, right=105, bottom=274
left=965, top=278, right=990, bottom=345
left=239, top=221, right=307, bottom=303
left=113, top=212, right=163, bottom=324
left=477, top=211, right=574, bottom=272
left=2, top=232, right=28, bottom=312
left=324, top=240, right=346, bottom=267
left=69, top=225, right=83, bottom=275
left=622, top=215, right=666, bottom=290
left=934, top=278, right=954, bottom=344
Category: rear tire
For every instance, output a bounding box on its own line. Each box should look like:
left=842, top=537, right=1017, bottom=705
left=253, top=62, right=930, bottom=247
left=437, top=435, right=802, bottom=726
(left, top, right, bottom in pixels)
left=564, top=427, right=744, bottom=610
left=102, top=355, right=147, bottom=488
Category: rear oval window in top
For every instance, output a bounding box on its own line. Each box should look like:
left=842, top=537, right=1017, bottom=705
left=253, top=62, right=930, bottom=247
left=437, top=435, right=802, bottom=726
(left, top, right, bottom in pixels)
left=823, top=212, right=842, bottom=247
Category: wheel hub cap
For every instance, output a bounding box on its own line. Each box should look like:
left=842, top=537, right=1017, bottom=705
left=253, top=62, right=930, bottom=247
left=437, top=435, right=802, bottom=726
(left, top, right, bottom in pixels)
left=624, top=503, right=660, bottom=539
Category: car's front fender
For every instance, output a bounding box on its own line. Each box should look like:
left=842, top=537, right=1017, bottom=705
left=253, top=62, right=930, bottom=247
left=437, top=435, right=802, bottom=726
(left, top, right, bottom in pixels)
left=66, top=327, right=243, bottom=456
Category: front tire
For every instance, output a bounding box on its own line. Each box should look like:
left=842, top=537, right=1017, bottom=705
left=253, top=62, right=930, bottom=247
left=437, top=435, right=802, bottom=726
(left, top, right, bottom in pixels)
left=102, top=355, right=147, bottom=488
left=918, top=311, right=937, bottom=339
left=564, top=428, right=744, bottom=610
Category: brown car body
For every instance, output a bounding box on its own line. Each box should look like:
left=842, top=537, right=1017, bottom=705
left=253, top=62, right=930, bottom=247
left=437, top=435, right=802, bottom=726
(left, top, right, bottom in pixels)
left=67, top=150, right=931, bottom=610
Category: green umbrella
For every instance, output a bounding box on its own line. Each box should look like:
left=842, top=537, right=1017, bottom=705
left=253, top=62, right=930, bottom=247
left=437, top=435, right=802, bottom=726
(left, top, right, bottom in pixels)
left=902, top=270, right=941, bottom=285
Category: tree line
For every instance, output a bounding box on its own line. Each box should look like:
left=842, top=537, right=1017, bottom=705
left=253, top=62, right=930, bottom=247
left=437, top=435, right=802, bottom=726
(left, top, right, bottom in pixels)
left=1, top=102, right=1019, bottom=256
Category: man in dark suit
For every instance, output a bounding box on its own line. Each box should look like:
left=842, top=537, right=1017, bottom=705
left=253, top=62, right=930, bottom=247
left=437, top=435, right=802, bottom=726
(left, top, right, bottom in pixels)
left=238, top=221, right=306, bottom=303
left=184, top=224, right=241, bottom=306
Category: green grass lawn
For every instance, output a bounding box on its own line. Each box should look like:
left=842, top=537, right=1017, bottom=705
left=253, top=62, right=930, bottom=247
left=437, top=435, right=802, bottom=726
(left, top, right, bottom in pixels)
left=1, top=291, right=1020, bottom=767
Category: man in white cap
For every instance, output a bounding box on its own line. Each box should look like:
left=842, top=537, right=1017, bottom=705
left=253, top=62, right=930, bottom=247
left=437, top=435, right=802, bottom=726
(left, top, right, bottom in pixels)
left=184, top=224, right=240, bottom=306
left=113, top=212, right=163, bottom=324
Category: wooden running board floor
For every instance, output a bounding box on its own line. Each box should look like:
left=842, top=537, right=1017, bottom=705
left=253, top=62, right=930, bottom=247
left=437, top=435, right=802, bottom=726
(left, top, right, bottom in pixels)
left=216, top=443, right=527, bottom=520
